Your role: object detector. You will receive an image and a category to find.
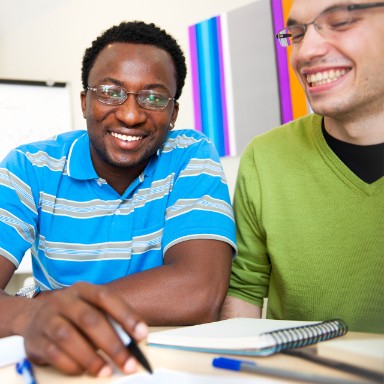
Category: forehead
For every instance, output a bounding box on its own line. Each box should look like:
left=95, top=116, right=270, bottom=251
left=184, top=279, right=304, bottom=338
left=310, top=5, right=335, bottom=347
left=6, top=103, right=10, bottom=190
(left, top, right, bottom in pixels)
left=289, top=0, right=357, bottom=21
left=88, top=42, right=176, bottom=89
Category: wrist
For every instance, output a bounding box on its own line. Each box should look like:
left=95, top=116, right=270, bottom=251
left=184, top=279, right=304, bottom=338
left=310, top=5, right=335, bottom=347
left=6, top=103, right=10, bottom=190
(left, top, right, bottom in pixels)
left=11, top=285, right=42, bottom=336
left=10, top=296, right=42, bottom=336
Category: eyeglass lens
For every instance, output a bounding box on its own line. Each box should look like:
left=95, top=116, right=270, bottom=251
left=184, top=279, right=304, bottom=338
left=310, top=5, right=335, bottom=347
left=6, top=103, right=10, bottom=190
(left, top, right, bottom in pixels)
left=89, top=85, right=174, bottom=110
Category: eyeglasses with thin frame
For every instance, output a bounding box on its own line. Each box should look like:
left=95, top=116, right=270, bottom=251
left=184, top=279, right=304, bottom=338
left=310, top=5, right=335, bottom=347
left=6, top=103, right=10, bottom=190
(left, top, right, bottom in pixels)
left=87, top=84, right=175, bottom=110
left=275, top=2, right=384, bottom=47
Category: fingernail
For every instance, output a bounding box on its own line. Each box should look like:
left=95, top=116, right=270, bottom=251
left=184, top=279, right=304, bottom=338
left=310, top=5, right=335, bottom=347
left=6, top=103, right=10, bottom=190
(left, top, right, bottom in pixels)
left=134, top=322, right=148, bottom=339
left=97, top=365, right=113, bottom=377
left=123, top=357, right=137, bottom=374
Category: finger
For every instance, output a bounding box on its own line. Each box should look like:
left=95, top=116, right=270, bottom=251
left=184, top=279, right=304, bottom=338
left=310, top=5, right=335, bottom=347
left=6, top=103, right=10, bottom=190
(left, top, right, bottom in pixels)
left=25, top=331, right=85, bottom=376
left=41, top=313, right=112, bottom=376
left=70, top=282, right=148, bottom=341
left=49, top=283, right=142, bottom=374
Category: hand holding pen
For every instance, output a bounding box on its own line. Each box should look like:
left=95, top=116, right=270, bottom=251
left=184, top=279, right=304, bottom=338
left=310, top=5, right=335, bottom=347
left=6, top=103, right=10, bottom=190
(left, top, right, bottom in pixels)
left=21, top=282, right=151, bottom=377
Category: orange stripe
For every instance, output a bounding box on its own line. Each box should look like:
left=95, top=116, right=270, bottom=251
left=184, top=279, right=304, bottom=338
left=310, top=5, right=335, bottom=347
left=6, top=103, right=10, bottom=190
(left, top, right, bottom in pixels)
left=282, top=0, right=308, bottom=119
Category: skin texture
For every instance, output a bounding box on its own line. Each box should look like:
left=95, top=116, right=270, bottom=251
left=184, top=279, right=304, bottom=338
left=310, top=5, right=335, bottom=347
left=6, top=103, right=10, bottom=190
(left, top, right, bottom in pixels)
left=81, top=43, right=179, bottom=194
left=0, top=42, right=233, bottom=375
left=0, top=278, right=146, bottom=376
left=220, top=0, right=384, bottom=320
left=220, top=296, right=261, bottom=319
left=289, top=0, right=384, bottom=145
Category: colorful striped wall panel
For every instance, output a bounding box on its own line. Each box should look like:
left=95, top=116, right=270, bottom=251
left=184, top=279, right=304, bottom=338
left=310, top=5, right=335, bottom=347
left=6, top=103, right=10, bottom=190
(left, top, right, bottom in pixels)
left=189, top=0, right=309, bottom=156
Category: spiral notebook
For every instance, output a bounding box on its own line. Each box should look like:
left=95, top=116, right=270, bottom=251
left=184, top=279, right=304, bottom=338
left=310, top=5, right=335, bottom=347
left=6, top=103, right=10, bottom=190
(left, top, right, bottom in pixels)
left=147, top=318, right=348, bottom=356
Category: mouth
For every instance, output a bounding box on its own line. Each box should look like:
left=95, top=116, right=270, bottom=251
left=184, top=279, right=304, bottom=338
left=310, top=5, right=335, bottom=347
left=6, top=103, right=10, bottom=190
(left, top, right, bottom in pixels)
left=110, top=132, right=144, bottom=142
left=306, top=68, right=350, bottom=87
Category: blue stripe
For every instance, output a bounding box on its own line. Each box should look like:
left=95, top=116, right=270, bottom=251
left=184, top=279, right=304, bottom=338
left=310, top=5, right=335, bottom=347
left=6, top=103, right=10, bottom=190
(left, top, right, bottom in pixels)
left=196, top=17, right=225, bottom=156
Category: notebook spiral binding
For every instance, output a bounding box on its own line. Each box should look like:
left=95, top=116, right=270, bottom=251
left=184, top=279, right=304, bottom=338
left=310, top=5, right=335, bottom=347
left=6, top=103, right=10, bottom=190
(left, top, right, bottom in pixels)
left=263, top=319, right=348, bottom=353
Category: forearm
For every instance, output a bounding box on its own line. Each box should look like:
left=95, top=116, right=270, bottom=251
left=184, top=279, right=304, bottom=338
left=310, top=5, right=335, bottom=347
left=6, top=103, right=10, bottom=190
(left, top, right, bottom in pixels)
left=0, top=258, right=42, bottom=337
left=108, top=264, right=227, bottom=325
left=219, top=295, right=261, bottom=320
left=107, top=240, right=233, bottom=326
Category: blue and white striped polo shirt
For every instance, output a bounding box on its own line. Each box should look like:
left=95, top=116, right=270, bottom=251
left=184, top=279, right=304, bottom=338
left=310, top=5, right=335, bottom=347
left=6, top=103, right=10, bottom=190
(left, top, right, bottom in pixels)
left=0, top=129, right=236, bottom=290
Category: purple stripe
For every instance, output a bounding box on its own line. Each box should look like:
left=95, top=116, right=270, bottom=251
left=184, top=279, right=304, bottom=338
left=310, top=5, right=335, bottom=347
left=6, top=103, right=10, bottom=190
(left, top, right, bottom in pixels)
left=188, top=25, right=202, bottom=132
left=216, top=16, right=230, bottom=156
left=271, top=1, right=292, bottom=123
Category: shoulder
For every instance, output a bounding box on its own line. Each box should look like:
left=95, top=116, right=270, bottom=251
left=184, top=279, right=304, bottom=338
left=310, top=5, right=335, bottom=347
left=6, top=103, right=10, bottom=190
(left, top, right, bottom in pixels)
left=164, top=129, right=212, bottom=146
left=154, top=129, right=223, bottom=180
left=27, top=130, right=86, bottom=150
left=162, top=129, right=218, bottom=157
left=13, top=130, right=86, bottom=154
left=244, top=114, right=322, bottom=155
left=1, top=130, right=87, bottom=169
left=9, top=131, right=86, bottom=157
left=237, top=114, right=323, bottom=176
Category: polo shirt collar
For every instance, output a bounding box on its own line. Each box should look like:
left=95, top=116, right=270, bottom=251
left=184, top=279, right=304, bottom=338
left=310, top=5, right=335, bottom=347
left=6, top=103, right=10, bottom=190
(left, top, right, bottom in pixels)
left=67, top=131, right=160, bottom=181
left=67, top=132, right=98, bottom=180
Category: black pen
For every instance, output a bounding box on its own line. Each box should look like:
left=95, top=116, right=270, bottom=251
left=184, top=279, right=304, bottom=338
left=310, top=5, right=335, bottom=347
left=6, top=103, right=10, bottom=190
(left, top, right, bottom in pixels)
left=109, top=318, right=153, bottom=374
left=283, top=348, right=383, bottom=383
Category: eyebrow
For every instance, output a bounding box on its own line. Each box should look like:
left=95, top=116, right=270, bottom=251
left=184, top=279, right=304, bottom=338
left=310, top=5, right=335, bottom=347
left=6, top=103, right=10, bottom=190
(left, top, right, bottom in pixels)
left=99, top=77, right=123, bottom=86
left=142, top=84, right=170, bottom=93
left=98, top=77, right=171, bottom=94
left=286, top=2, right=349, bottom=26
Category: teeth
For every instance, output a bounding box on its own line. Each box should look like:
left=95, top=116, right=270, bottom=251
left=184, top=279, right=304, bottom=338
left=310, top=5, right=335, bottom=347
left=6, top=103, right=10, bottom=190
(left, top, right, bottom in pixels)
left=111, top=132, right=143, bottom=142
left=306, top=69, right=347, bottom=87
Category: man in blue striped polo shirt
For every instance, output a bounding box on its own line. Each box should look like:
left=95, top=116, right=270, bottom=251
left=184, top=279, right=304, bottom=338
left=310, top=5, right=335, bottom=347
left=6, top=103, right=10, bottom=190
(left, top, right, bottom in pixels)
left=0, top=21, right=236, bottom=376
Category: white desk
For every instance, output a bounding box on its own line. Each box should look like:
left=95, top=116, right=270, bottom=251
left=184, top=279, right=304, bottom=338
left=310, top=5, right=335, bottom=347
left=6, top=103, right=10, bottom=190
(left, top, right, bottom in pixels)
left=0, top=329, right=382, bottom=383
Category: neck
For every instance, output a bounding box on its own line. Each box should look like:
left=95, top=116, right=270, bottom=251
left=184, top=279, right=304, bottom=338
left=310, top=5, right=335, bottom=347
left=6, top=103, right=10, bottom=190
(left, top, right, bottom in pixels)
left=324, top=111, right=384, bottom=146
left=93, top=161, right=144, bottom=196
left=90, top=148, right=147, bottom=196
left=105, top=173, right=136, bottom=195
left=96, top=168, right=139, bottom=195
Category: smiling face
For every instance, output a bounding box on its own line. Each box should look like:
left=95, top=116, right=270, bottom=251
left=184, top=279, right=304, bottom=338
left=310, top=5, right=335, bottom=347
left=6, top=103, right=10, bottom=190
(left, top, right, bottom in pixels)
left=81, top=42, right=178, bottom=187
left=289, top=0, right=384, bottom=122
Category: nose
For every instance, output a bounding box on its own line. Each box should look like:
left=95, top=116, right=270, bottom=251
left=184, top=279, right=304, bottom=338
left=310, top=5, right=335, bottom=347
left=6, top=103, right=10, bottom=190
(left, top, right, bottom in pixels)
left=292, top=23, right=329, bottom=64
left=114, top=94, right=146, bottom=125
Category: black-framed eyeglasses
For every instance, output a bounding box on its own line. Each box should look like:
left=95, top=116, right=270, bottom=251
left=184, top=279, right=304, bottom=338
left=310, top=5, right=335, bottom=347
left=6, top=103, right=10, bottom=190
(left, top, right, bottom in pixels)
left=275, top=2, right=384, bottom=47
left=87, top=84, right=175, bottom=110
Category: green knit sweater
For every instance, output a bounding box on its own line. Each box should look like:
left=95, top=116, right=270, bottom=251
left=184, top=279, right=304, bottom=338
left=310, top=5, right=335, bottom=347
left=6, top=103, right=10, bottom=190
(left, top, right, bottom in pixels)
left=228, top=114, right=384, bottom=333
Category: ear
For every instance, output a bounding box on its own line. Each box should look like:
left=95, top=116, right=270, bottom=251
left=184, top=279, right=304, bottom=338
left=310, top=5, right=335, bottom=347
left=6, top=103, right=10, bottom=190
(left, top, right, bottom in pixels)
left=80, top=91, right=87, bottom=118
left=169, top=101, right=179, bottom=130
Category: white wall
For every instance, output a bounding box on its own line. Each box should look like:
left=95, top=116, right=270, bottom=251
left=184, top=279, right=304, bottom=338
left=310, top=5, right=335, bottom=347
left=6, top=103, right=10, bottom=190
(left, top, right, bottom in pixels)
left=0, top=0, right=256, bottom=133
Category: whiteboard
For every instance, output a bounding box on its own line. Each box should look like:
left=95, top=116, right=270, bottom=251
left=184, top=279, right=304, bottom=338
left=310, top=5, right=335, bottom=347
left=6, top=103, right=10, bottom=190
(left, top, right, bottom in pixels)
left=0, top=79, right=72, bottom=161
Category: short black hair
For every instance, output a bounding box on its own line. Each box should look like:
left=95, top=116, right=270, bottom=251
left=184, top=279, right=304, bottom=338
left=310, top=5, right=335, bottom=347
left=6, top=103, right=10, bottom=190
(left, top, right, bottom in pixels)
left=81, top=21, right=187, bottom=100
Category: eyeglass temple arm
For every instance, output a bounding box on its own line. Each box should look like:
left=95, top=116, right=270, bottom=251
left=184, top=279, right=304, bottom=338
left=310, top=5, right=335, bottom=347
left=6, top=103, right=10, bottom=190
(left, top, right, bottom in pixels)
left=276, top=32, right=291, bottom=39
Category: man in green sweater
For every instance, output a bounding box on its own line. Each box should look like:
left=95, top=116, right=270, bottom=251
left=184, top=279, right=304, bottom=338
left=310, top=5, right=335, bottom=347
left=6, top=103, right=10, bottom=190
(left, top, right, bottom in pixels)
left=221, top=0, right=384, bottom=333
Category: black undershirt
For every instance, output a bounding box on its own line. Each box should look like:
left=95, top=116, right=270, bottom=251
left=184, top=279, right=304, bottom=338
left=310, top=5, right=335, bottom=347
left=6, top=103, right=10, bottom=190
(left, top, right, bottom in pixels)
left=322, top=125, right=384, bottom=184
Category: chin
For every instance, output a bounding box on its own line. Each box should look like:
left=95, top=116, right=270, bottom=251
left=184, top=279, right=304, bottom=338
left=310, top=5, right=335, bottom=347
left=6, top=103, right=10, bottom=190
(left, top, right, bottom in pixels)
left=307, top=98, right=341, bottom=117
left=112, top=159, right=137, bottom=169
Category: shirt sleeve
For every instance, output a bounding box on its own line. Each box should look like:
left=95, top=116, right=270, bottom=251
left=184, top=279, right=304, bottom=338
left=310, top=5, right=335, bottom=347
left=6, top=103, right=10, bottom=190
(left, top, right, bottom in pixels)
left=162, top=133, right=237, bottom=256
left=227, top=144, right=271, bottom=307
left=0, top=149, right=39, bottom=267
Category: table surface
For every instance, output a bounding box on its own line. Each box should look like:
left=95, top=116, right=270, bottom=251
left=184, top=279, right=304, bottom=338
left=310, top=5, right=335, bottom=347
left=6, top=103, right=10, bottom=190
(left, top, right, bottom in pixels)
left=1, top=328, right=383, bottom=383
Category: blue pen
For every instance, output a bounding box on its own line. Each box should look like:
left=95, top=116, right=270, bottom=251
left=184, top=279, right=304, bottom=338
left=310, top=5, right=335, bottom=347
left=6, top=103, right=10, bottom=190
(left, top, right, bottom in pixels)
left=212, top=357, right=367, bottom=384
left=16, top=358, right=37, bottom=384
